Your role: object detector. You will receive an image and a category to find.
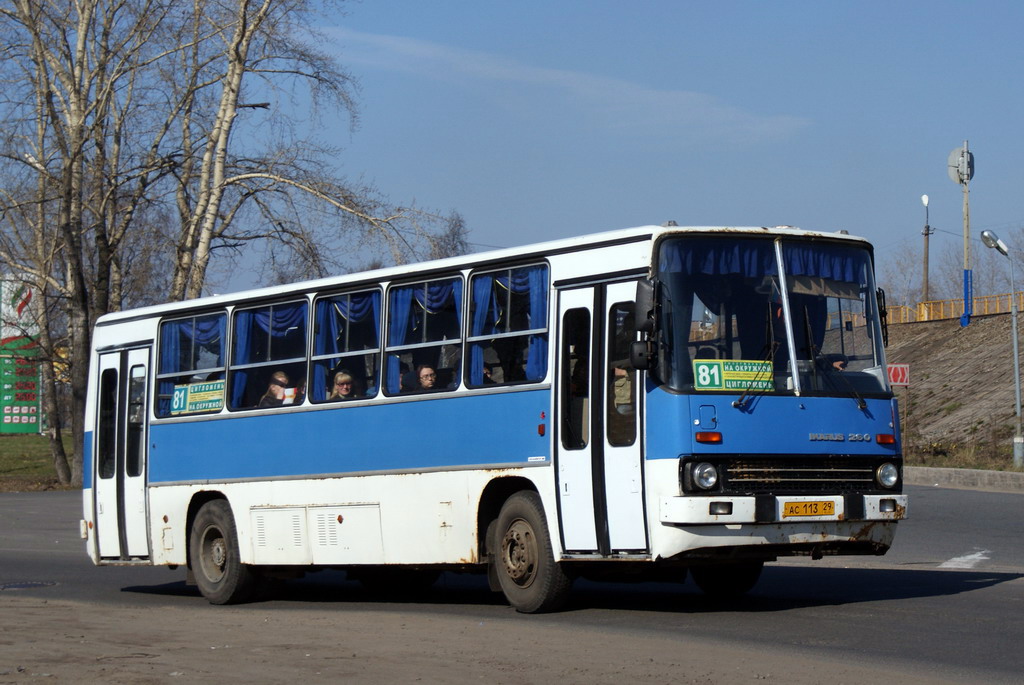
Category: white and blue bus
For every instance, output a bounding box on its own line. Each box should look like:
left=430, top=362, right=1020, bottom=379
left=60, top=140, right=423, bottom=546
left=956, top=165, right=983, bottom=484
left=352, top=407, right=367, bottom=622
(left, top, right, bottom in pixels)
left=81, top=224, right=906, bottom=612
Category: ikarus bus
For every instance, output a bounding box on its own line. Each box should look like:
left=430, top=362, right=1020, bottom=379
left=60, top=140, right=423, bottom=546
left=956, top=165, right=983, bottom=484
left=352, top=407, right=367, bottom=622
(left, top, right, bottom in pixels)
left=82, top=224, right=906, bottom=612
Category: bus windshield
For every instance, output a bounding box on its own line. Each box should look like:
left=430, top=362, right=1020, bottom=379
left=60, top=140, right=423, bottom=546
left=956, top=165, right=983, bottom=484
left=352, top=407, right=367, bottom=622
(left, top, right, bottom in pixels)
left=656, top=236, right=888, bottom=397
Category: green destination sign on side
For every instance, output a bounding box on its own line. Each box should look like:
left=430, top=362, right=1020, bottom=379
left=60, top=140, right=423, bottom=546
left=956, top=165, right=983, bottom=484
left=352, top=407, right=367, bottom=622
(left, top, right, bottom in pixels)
left=693, top=360, right=773, bottom=391
left=171, top=379, right=225, bottom=414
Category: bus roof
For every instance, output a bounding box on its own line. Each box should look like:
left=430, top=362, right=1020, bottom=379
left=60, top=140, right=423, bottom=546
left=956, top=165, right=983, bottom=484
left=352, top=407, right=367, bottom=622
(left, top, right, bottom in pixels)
left=95, top=224, right=869, bottom=325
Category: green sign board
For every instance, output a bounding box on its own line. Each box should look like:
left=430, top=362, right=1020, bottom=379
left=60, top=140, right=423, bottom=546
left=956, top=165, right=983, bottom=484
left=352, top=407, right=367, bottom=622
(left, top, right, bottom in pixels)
left=171, top=379, right=225, bottom=414
left=693, top=359, right=774, bottom=391
left=0, top=344, right=40, bottom=433
left=1, top=279, right=40, bottom=434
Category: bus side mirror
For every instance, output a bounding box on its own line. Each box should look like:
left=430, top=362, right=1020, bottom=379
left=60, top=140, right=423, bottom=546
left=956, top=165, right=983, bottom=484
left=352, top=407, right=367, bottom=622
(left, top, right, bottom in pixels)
left=635, top=278, right=656, bottom=334
left=629, top=340, right=654, bottom=370
left=631, top=278, right=657, bottom=370
left=876, top=287, right=889, bottom=346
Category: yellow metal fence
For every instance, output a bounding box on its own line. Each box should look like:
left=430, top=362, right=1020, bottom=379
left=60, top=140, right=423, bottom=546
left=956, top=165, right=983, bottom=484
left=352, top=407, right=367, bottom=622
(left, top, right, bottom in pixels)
left=889, top=292, right=1024, bottom=324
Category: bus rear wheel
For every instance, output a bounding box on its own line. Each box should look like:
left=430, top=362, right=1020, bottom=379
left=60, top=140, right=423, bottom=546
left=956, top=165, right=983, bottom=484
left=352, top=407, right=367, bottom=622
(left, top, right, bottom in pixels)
left=492, top=491, right=571, bottom=613
left=691, top=561, right=764, bottom=598
left=190, top=499, right=260, bottom=605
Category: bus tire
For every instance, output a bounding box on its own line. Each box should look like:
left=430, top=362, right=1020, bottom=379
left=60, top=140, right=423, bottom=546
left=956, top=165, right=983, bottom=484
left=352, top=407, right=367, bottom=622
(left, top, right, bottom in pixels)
left=493, top=491, right=571, bottom=613
left=190, top=499, right=260, bottom=605
left=691, top=561, right=763, bottom=598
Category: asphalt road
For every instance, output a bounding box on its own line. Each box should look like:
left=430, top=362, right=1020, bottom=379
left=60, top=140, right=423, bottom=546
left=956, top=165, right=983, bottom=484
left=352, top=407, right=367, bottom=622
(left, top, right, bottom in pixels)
left=2, top=485, right=1023, bottom=682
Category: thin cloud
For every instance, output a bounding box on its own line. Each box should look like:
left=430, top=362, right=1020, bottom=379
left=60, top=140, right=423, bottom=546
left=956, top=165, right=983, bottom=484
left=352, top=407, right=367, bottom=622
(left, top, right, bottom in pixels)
left=328, top=27, right=809, bottom=145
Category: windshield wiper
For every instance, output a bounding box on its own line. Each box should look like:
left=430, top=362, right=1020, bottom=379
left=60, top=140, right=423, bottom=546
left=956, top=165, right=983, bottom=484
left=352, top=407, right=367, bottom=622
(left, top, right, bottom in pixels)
left=732, top=303, right=779, bottom=410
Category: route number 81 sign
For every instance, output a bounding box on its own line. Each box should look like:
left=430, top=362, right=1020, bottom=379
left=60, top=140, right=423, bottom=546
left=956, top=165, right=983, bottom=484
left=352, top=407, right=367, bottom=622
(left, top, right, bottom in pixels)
left=693, top=360, right=773, bottom=391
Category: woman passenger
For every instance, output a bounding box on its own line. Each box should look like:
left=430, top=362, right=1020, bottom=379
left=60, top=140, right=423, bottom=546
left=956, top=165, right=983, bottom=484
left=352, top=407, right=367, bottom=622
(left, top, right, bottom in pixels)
left=259, top=370, right=290, bottom=407
left=329, top=371, right=356, bottom=400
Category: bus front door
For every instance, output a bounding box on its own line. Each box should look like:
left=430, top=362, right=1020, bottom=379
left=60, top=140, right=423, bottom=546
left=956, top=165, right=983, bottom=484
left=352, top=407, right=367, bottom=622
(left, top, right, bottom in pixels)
left=94, top=346, right=151, bottom=560
left=556, top=282, right=648, bottom=555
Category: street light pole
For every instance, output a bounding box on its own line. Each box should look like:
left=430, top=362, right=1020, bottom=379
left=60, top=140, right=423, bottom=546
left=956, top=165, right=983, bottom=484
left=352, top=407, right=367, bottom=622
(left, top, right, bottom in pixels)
left=921, top=194, right=933, bottom=305
left=981, top=230, right=1023, bottom=468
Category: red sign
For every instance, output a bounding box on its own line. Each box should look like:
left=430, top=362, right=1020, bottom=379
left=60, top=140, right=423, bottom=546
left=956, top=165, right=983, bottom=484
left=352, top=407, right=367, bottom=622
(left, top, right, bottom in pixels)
left=887, top=363, right=910, bottom=387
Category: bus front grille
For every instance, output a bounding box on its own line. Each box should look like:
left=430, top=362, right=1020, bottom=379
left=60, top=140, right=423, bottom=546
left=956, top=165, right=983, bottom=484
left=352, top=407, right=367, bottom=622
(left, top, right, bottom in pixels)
left=682, top=456, right=901, bottom=495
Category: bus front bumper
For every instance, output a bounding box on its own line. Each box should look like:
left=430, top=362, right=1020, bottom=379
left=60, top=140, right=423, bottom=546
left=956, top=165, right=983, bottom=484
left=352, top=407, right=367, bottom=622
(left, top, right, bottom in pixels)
left=660, top=493, right=908, bottom=525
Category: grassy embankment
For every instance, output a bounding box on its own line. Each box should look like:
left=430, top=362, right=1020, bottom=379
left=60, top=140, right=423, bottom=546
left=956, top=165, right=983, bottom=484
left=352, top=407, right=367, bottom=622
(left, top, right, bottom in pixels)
left=0, top=434, right=75, bottom=492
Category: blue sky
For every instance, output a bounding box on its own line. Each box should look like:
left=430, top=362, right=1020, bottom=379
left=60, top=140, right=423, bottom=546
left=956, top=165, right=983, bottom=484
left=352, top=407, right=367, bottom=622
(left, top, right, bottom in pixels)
left=289, top=1, right=1024, bottom=298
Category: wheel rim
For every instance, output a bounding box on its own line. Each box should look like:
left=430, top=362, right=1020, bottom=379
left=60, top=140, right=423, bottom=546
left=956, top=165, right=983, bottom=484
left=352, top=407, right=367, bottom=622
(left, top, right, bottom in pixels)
left=501, top=518, right=537, bottom=588
left=199, top=525, right=227, bottom=583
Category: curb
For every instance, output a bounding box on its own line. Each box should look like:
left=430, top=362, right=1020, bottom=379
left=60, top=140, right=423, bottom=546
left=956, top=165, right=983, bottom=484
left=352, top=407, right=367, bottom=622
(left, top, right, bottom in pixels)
left=905, top=466, right=1024, bottom=493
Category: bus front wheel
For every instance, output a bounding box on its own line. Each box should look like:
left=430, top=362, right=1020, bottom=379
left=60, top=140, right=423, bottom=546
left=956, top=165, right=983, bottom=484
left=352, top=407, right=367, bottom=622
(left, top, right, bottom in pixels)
left=492, top=491, right=571, bottom=613
left=691, top=561, right=764, bottom=598
left=190, top=499, right=260, bottom=605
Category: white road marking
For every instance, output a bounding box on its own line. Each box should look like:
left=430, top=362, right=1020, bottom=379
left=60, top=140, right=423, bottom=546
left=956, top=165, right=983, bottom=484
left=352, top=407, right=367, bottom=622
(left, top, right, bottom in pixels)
left=939, top=550, right=992, bottom=569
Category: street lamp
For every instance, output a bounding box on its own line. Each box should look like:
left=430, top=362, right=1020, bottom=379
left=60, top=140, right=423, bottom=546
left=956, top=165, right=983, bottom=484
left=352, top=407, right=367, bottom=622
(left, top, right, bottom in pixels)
left=981, top=229, right=1023, bottom=468
left=921, top=194, right=934, bottom=304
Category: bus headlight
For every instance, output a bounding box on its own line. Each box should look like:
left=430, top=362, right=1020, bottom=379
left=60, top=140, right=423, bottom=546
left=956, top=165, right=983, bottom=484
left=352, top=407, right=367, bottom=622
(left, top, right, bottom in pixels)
left=876, top=462, right=899, bottom=489
left=692, top=462, right=719, bottom=490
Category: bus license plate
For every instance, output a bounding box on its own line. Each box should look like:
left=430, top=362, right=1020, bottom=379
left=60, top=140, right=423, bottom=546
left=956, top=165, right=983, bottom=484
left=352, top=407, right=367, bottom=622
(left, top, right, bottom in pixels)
left=782, top=500, right=835, bottom=518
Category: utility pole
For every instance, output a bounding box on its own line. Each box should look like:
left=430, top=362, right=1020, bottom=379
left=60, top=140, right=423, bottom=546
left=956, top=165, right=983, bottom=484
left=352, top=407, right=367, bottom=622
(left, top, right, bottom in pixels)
left=948, top=141, right=975, bottom=327
left=921, top=194, right=933, bottom=305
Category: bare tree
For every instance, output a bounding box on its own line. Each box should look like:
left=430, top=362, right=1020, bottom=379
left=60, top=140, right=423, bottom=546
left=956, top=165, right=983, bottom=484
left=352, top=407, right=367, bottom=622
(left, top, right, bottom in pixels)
left=877, top=247, right=922, bottom=311
left=0, top=0, right=468, bottom=485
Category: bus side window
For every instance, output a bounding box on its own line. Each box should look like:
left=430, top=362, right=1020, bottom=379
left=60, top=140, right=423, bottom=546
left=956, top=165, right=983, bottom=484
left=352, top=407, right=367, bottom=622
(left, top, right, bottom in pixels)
left=467, top=264, right=548, bottom=388
left=561, top=308, right=590, bottom=450
left=384, top=277, right=463, bottom=395
left=311, top=289, right=381, bottom=402
left=228, top=300, right=308, bottom=410
left=156, top=312, right=227, bottom=417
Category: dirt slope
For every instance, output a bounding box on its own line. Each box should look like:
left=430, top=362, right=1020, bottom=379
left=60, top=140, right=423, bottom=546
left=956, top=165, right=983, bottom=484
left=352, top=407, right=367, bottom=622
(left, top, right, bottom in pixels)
left=886, top=313, right=1021, bottom=457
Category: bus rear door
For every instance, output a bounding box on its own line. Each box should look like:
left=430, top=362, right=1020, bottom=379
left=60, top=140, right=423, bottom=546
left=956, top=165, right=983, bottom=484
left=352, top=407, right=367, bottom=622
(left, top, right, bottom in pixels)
left=93, top=346, right=151, bottom=560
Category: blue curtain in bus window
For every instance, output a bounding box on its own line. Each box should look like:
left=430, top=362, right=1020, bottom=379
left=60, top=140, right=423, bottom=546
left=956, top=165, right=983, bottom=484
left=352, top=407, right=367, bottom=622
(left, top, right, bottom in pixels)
left=313, top=299, right=341, bottom=402
left=469, top=275, right=497, bottom=385
left=386, top=286, right=414, bottom=393
left=782, top=243, right=862, bottom=284
left=256, top=303, right=306, bottom=343
left=230, top=311, right=255, bottom=407
left=415, top=279, right=462, bottom=319
left=659, top=239, right=777, bottom=277
left=363, top=293, right=381, bottom=394
left=525, top=265, right=548, bottom=380
left=158, top=319, right=184, bottom=416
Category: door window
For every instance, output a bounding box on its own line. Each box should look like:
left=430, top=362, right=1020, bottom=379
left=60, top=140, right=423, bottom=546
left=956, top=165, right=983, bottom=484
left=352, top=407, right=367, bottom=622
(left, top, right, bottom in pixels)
left=560, top=308, right=590, bottom=450
left=606, top=302, right=637, bottom=446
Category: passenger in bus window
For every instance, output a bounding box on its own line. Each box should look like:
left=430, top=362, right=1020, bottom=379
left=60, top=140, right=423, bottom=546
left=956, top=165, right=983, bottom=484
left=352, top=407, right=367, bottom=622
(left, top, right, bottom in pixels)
left=329, top=371, right=356, bottom=400
left=482, top=364, right=496, bottom=384
left=258, top=370, right=291, bottom=408
left=416, top=364, right=438, bottom=391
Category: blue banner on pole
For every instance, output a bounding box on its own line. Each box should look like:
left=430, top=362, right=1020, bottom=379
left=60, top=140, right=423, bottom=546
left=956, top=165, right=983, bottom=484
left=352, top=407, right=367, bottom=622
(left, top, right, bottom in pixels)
left=960, top=268, right=973, bottom=327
